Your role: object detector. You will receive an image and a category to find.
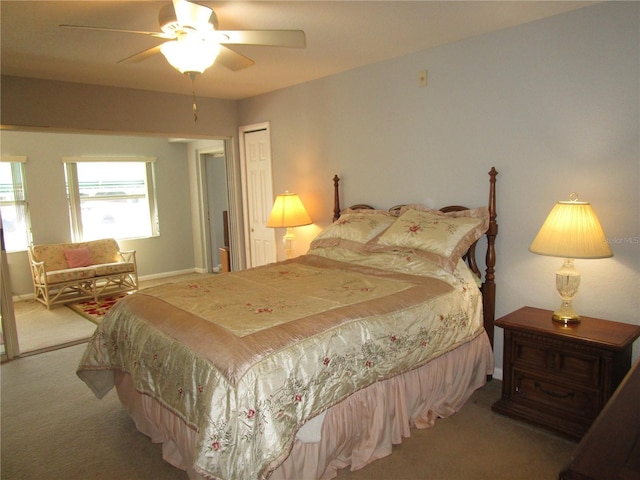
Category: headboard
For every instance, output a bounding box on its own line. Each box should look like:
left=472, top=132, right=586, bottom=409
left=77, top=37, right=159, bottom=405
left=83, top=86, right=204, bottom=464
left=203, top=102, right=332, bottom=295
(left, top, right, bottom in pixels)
left=331, top=167, right=498, bottom=348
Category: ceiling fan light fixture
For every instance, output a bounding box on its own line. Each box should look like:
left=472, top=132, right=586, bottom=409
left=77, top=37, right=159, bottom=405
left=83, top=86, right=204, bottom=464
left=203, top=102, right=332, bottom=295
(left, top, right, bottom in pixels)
left=60, top=0, right=305, bottom=76
left=160, top=32, right=220, bottom=75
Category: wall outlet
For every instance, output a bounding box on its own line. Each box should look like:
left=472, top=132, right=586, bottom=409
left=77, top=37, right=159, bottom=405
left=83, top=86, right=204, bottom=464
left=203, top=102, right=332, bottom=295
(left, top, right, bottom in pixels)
left=418, top=70, right=428, bottom=87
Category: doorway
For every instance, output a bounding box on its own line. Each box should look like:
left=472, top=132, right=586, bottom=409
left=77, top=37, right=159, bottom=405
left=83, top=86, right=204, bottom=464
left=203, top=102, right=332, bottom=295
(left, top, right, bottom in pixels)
left=193, top=137, right=246, bottom=274
left=204, top=152, right=229, bottom=272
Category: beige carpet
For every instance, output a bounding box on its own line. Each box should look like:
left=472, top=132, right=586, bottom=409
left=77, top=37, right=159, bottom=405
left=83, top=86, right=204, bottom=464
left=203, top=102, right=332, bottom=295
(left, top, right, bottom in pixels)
left=11, top=273, right=209, bottom=355
left=1, top=343, right=577, bottom=480
left=335, top=380, right=576, bottom=480
left=13, top=300, right=96, bottom=354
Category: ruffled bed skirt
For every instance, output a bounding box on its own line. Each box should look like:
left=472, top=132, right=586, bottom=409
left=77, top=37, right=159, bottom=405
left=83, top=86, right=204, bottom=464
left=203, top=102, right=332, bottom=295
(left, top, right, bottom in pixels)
left=114, top=331, right=494, bottom=480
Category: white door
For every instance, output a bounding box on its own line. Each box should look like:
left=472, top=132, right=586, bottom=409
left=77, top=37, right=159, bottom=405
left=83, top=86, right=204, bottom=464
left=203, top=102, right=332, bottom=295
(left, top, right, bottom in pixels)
left=240, top=123, right=276, bottom=267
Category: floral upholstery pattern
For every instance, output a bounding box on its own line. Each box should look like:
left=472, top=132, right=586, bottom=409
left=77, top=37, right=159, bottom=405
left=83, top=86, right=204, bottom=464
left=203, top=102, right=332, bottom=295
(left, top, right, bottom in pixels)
left=28, top=238, right=137, bottom=308
left=41, top=267, right=96, bottom=285
left=94, top=262, right=135, bottom=276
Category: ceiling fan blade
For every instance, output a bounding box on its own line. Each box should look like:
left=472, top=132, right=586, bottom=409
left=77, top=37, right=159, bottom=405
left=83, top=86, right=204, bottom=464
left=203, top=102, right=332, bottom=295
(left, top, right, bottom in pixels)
left=117, top=44, right=163, bottom=64
left=59, top=24, right=173, bottom=39
left=216, top=46, right=255, bottom=71
left=172, top=0, right=213, bottom=30
left=217, top=30, right=306, bottom=48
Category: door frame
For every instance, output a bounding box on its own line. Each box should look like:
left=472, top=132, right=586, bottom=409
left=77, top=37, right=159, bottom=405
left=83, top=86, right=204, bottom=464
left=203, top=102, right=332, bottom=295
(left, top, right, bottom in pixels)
left=1, top=211, right=20, bottom=361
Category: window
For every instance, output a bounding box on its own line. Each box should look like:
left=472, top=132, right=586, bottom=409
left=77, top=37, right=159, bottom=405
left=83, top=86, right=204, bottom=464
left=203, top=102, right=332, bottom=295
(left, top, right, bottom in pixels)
left=63, top=156, right=159, bottom=242
left=0, top=157, right=31, bottom=252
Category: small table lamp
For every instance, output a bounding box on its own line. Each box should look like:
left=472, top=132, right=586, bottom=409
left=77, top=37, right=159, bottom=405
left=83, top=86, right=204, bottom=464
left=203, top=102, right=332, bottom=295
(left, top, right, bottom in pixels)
left=529, top=193, right=612, bottom=324
left=266, top=192, right=312, bottom=259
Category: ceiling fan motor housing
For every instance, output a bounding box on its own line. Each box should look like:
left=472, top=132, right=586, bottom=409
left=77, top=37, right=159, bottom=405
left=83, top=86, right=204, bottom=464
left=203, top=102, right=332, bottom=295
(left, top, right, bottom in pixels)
left=158, top=3, right=218, bottom=33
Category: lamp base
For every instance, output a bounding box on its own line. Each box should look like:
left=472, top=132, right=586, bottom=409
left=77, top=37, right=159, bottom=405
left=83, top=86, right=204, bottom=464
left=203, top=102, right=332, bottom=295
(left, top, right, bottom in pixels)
left=283, top=227, right=296, bottom=260
left=552, top=312, right=581, bottom=324
left=552, top=260, right=581, bottom=324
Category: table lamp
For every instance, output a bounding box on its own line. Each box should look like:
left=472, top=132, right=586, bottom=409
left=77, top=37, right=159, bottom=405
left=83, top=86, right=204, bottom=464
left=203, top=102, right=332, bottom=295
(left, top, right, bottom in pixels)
left=529, top=193, right=612, bottom=324
left=266, top=192, right=312, bottom=259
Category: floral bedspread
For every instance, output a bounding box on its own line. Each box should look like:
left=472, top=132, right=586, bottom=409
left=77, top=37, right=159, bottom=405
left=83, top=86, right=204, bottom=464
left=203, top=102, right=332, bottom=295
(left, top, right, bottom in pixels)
left=77, top=252, right=484, bottom=480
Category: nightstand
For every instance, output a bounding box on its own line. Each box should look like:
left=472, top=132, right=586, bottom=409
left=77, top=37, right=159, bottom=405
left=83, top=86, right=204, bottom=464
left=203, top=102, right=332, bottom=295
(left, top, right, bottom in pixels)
left=492, top=306, right=640, bottom=439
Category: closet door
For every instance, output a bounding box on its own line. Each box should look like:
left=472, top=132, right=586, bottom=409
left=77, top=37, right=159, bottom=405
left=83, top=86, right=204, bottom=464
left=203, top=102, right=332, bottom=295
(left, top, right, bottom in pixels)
left=239, top=123, right=276, bottom=268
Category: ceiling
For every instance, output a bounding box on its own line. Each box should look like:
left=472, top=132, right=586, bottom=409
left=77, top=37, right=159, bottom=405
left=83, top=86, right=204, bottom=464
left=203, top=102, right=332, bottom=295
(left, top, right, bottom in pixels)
left=1, top=1, right=595, bottom=101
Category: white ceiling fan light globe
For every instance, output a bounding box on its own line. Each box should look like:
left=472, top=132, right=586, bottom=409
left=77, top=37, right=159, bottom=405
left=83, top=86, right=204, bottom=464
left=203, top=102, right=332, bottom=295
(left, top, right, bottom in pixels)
left=160, top=33, right=221, bottom=75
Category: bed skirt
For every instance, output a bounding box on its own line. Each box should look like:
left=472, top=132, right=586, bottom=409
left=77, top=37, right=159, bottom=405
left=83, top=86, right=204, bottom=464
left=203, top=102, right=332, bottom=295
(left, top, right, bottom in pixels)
left=114, top=331, right=494, bottom=480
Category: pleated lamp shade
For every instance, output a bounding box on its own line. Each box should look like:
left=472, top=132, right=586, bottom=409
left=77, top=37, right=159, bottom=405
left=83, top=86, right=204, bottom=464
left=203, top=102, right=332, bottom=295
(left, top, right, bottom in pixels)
left=529, top=199, right=612, bottom=259
left=266, top=192, right=312, bottom=228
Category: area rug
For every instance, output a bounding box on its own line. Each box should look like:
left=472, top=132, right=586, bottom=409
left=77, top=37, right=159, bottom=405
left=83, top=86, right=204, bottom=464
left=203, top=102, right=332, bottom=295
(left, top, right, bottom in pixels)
left=67, top=293, right=129, bottom=325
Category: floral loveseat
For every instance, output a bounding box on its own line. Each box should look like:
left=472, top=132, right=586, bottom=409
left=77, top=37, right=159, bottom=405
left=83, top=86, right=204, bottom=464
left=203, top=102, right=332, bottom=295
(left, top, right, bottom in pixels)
left=27, top=238, right=138, bottom=309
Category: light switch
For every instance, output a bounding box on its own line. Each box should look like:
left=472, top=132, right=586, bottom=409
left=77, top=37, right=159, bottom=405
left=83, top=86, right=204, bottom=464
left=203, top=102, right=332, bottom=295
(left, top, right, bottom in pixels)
left=418, top=70, right=428, bottom=87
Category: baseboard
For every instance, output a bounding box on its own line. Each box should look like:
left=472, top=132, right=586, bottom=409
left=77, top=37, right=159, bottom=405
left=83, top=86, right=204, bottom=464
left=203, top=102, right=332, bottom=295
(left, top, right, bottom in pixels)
left=493, top=367, right=503, bottom=381
left=137, top=268, right=198, bottom=282
left=12, top=292, right=34, bottom=303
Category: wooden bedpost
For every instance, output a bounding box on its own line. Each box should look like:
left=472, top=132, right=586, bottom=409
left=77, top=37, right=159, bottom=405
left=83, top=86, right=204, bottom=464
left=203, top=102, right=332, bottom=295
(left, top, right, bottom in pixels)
left=482, top=167, right=498, bottom=349
left=333, top=175, right=341, bottom=222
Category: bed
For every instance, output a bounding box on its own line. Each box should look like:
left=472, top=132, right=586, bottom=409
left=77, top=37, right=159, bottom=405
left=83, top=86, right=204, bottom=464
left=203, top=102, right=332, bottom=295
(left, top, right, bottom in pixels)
left=77, top=167, right=498, bottom=480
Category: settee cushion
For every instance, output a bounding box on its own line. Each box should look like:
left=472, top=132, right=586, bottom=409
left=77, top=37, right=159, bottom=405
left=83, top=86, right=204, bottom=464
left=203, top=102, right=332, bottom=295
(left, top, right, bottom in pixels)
left=94, top=262, right=135, bottom=276
left=43, top=267, right=96, bottom=285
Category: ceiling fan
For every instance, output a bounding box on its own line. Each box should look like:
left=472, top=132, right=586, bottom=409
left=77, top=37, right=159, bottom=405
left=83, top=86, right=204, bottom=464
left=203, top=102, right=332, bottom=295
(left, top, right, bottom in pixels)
left=60, top=0, right=306, bottom=76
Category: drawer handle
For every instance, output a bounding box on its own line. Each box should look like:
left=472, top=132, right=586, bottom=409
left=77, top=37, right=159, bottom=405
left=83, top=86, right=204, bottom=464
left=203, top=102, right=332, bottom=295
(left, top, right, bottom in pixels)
left=534, top=382, right=575, bottom=400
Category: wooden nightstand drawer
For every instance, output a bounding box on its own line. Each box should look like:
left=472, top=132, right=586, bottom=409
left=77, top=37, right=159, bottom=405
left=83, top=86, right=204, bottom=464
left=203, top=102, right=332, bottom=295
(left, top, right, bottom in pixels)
left=512, top=334, right=602, bottom=388
left=493, top=307, right=640, bottom=440
left=511, top=368, right=600, bottom=420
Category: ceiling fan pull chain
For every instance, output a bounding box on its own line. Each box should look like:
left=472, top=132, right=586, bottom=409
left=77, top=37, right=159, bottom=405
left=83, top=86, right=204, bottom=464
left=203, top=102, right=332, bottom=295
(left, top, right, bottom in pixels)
left=192, top=91, right=198, bottom=122
left=190, top=73, right=198, bottom=122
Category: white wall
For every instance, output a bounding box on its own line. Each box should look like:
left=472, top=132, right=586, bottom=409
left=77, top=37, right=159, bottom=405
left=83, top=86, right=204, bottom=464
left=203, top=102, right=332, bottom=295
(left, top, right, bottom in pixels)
left=238, top=2, right=640, bottom=369
left=1, top=131, right=197, bottom=296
